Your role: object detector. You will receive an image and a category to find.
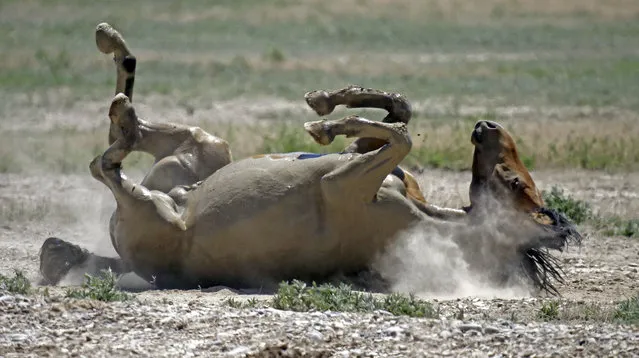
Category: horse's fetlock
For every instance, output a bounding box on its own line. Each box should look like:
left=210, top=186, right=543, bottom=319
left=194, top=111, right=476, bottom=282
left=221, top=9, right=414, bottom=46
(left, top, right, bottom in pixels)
left=122, top=56, right=137, bottom=73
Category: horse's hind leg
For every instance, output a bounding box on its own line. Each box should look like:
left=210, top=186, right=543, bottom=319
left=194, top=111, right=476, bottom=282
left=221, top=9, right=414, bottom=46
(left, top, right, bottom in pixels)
left=95, top=22, right=137, bottom=145
left=96, top=22, right=136, bottom=101
left=305, top=85, right=412, bottom=154
left=304, top=115, right=411, bottom=201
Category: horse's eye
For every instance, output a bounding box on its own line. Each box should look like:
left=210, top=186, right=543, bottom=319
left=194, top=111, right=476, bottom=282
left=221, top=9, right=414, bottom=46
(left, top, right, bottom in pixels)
left=510, top=178, right=520, bottom=191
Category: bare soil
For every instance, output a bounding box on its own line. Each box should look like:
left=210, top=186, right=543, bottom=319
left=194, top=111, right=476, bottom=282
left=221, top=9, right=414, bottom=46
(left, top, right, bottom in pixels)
left=1, top=169, right=638, bottom=356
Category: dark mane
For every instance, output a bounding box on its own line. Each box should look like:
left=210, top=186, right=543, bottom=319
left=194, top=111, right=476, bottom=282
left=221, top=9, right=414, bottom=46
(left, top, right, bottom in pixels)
left=520, top=207, right=584, bottom=295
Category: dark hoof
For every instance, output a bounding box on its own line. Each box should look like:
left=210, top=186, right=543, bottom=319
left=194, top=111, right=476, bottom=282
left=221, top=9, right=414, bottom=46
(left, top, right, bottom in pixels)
left=304, top=90, right=336, bottom=117
left=39, top=237, right=89, bottom=285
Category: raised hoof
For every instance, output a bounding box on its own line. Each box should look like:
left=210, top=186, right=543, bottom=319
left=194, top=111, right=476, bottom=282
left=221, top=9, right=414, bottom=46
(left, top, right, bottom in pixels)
left=108, top=93, right=131, bottom=119
left=303, top=120, right=335, bottom=146
left=95, top=22, right=125, bottom=54
left=304, top=90, right=336, bottom=116
left=89, top=154, right=102, bottom=179
left=39, top=237, right=90, bottom=285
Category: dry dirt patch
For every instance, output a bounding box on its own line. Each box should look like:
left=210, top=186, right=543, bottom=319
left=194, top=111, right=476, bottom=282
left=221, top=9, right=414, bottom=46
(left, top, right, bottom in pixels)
left=1, top=169, right=637, bottom=300
left=0, top=170, right=638, bottom=356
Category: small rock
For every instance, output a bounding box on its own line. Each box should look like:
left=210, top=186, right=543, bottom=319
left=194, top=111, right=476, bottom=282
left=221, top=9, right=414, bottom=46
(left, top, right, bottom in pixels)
left=439, top=330, right=452, bottom=339
left=374, top=309, right=393, bottom=316
left=458, top=323, right=483, bottom=333
left=227, top=345, right=250, bottom=356
left=307, top=329, right=324, bottom=342
left=7, top=333, right=29, bottom=342
left=384, top=326, right=404, bottom=336
left=497, top=319, right=513, bottom=327
left=0, top=295, right=15, bottom=303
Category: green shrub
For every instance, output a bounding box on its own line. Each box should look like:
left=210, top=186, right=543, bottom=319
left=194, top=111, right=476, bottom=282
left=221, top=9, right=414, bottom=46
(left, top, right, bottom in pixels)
left=272, top=280, right=436, bottom=318
left=0, top=270, right=31, bottom=295
left=595, top=217, right=639, bottom=238
left=542, top=186, right=592, bottom=224
left=65, top=270, right=131, bottom=302
left=613, top=295, right=639, bottom=324
left=538, top=300, right=560, bottom=321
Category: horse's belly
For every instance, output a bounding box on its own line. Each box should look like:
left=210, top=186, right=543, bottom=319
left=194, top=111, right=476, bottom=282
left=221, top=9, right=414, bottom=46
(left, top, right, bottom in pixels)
left=175, top=156, right=395, bottom=286
left=183, top=184, right=349, bottom=282
left=183, top=213, right=351, bottom=287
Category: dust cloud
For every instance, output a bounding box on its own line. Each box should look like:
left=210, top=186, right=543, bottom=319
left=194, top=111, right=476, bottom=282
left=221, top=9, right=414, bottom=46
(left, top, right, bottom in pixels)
left=54, top=168, right=152, bottom=289
left=374, top=224, right=531, bottom=300
left=374, top=197, right=551, bottom=300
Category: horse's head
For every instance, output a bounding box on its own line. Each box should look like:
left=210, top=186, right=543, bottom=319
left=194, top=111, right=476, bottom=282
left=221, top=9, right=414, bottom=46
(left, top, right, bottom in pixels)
left=467, top=120, right=583, bottom=294
left=468, top=120, right=543, bottom=213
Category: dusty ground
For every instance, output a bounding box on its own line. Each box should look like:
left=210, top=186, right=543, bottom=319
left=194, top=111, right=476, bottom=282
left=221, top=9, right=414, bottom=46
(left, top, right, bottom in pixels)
left=2, top=0, right=639, bottom=354
left=1, top=169, right=638, bottom=357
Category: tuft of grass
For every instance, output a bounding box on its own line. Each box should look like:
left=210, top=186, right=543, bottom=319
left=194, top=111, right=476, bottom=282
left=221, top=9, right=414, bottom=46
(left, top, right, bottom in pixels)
left=0, top=197, right=76, bottom=224
left=224, top=297, right=261, bottom=309
left=0, top=270, right=32, bottom=295
left=404, top=118, right=475, bottom=170
left=594, top=217, right=639, bottom=238
left=64, top=270, right=131, bottom=302
left=537, top=300, right=560, bottom=321
left=559, top=302, right=611, bottom=322
left=542, top=186, right=592, bottom=225
left=264, top=47, right=286, bottom=63
left=271, top=280, right=437, bottom=318
left=259, top=124, right=348, bottom=155
left=613, top=295, right=639, bottom=324
left=542, top=186, right=638, bottom=238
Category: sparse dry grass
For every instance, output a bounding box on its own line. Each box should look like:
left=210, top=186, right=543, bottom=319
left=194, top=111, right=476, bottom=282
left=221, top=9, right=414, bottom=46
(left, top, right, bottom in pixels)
left=407, top=116, right=639, bottom=171
left=533, top=296, right=639, bottom=325
left=131, top=0, right=639, bottom=25
left=0, top=196, right=76, bottom=224
left=2, top=110, right=637, bottom=175
left=2, top=107, right=638, bottom=175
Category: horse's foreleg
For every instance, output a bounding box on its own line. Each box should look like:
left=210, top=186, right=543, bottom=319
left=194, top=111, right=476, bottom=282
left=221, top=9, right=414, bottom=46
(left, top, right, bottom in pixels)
left=305, top=85, right=412, bottom=124
left=304, top=115, right=411, bottom=202
left=305, top=85, right=413, bottom=154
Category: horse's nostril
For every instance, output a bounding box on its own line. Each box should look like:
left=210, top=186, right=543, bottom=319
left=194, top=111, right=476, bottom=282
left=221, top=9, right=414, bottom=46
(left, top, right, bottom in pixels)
left=485, top=121, right=497, bottom=129
left=475, top=121, right=483, bottom=129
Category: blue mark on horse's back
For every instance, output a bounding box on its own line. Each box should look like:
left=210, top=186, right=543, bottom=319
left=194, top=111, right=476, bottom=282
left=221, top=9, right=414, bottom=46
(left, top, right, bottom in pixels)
left=296, top=152, right=329, bottom=160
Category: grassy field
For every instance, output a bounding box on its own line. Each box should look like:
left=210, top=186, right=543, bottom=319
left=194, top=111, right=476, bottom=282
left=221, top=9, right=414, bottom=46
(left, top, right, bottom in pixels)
left=1, top=0, right=638, bottom=173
